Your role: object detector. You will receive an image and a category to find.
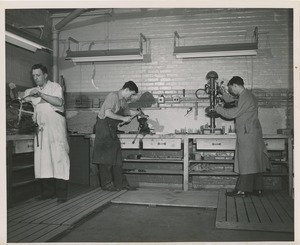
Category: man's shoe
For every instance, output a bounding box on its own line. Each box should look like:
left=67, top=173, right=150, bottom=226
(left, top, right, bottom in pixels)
left=252, top=190, right=263, bottom=197
left=226, top=190, right=248, bottom=198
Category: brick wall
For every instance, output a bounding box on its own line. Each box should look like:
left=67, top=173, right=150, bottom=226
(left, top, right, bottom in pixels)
left=6, top=44, right=52, bottom=88
left=57, top=8, right=293, bottom=93
left=57, top=8, right=293, bottom=134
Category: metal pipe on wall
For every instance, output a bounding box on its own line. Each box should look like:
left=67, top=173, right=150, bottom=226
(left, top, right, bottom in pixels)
left=52, top=9, right=87, bottom=83
left=52, top=30, right=59, bottom=83
left=55, top=9, right=88, bottom=31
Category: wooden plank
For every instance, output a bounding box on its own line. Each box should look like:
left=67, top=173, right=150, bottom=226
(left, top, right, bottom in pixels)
left=226, top=195, right=237, bottom=223
left=43, top=191, right=121, bottom=225
left=235, top=197, right=248, bottom=223
left=266, top=191, right=293, bottom=223
left=277, top=190, right=294, bottom=210
left=216, top=190, right=293, bottom=233
left=22, top=224, right=71, bottom=242
left=32, top=224, right=71, bottom=242
left=243, top=196, right=260, bottom=223
left=8, top=186, right=99, bottom=218
left=62, top=190, right=127, bottom=225
left=272, top=191, right=294, bottom=218
left=259, top=192, right=282, bottom=223
left=216, top=189, right=226, bottom=223
left=12, top=224, right=55, bottom=243
left=25, top=190, right=113, bottom=224
left=217, top=221, right=293, bottom=233
left=112, top=189, right=218, bottom=208
left=9, top=199, right=60, bottom=223
left=8, top=197, right=48, bottom=215
left=8, top=223, right=47, bottom=242
left=7, top=222, right=36, bottom=237
left=7, top=221, right=27, bottom=234
left=8, top=198, right=58, bottom=222
left=250, top=195, right=271, bottom=223
left=7, top=188, right=124, bottom=243
left=10, top=188, right=103, bottom=223
left=31, top=190, right=112, bottom=224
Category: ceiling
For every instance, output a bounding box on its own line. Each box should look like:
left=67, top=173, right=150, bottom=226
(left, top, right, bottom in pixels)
left=47, top=8, right=212, bottom=20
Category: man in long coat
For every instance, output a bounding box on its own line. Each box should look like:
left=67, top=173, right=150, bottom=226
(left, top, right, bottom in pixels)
left=215, top=76, right=270, bottom=198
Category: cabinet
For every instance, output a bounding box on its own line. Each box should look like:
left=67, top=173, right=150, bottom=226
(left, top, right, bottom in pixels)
left=88, top=134, right=293, bottom=196
left=190, top=135, right=292, bottom=194
left=69, top=135, right=90, bottom=185
left=6, top=135, right=40, bottom=207
left=123, top=135, right=185, bottom=180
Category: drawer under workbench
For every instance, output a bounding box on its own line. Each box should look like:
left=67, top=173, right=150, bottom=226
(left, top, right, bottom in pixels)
left=196, top=138, right=236, bottom=150
left=142, top=138, right=182, bottom=149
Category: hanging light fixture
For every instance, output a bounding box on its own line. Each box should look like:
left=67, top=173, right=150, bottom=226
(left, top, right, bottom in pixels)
left=174, top=27, right=258, bottom=59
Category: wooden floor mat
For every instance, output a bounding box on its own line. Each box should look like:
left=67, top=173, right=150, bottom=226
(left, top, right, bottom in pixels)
left=111, top=188, right=218, bottom=208
left=7, top=188, right=126, bottom=242
left=216, top=189, right=294, bottom=233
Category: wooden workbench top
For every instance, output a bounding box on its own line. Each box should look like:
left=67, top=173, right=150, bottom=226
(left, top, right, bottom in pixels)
left=85, top=133, right=290, bottom=139
left=6, top=134, right=34, bottom=141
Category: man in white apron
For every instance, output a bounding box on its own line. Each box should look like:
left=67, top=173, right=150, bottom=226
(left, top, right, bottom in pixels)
left=24, top=64, right=70, bottom=203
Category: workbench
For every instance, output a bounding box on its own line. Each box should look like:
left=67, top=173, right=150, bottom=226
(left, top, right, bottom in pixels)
left=6, top=134, right=37, bottom=207
left=89, top=133, right=293, bottom=196
left=7, top=133, right=292, bottom=200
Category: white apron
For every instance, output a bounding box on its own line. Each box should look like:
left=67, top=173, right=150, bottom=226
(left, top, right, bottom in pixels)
left=34, top=103, right=70, bottom=180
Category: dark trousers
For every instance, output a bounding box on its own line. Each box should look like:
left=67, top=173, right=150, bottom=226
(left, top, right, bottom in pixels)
left=41, top=178, right=68, bottom=199
left=97, top=164, right=128, bottom=189
left=236, top=173, right=264, bottom=192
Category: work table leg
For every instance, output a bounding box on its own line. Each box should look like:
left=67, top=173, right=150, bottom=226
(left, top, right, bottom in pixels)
left=183, top=137, right=189, bottom=191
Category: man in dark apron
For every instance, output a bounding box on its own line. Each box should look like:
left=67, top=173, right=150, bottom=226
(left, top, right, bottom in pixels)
left=93, top=81, right=139, bottom=191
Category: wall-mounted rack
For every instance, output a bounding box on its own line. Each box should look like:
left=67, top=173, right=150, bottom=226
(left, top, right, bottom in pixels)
left=65, top=33, right=148, bottom=63
left=174, top=27, right=258, bottom=58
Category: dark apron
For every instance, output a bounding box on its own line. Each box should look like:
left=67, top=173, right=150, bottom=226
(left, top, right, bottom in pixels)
left=92, top=108, right=125, bottom=165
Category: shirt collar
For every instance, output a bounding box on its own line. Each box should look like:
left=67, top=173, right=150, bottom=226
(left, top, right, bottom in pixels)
left=118, top=90, right=125, bottom=101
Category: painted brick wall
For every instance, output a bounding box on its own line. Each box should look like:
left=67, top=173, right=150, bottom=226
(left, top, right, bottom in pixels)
left=6, top=44, right=52, bottom=88
left=56, top=8, right=293, bottom=134
left=57, top=8, right=293, bottom=93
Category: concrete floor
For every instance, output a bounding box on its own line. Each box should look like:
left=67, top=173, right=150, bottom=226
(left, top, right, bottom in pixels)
left=56, top=203, right=294, bottom=243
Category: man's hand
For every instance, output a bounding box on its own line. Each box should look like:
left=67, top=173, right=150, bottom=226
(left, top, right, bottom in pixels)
left=219, top=84, right=229, bottom=95
left=30, top=89, right=41, bottom=97
left=215, top=104, right=222, bottom=109
left=214, top=104, right=223, bottom=113
left=122, top=116, right=132, bottom=123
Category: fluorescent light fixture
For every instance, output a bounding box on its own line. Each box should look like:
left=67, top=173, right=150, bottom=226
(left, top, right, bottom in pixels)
left=174, top=27, right=258, bottom=59
left=5, top=24, right=52, bottom=53
left=174, top=43, right=258, bottom=58
left=5, top=31, right=48, bottom=52
left=66, top=48, right=143, bottom=63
